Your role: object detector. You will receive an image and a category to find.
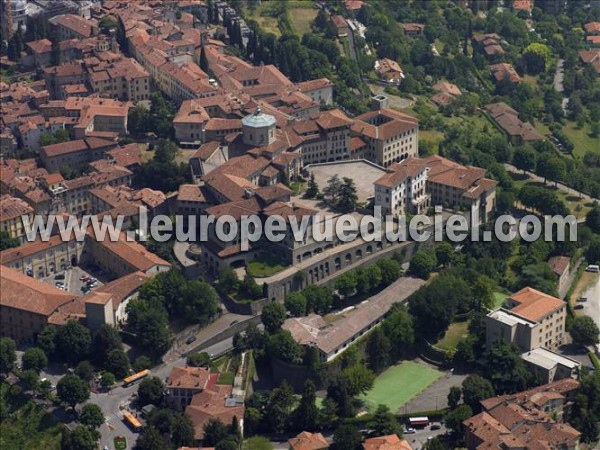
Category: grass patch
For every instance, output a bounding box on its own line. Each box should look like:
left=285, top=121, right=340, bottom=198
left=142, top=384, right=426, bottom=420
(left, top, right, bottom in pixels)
left=493, top=291, right=509, bottom=309
left=218, top=372, right=235, bottom=385
left=435, top=321, right=469, bottom=352
left=247, top=255, right=288, bottom=278
left=561, top=121, right=600, bottom=158
left=289, top=7, right=318, bottom=36
left=360, top=361, right=443, bottom=412
left=114, top=436, right=128, bottom=450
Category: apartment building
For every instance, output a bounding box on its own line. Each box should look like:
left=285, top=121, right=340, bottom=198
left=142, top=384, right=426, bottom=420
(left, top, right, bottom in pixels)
left=40, top=136, right=118, bottom=173
left=173, top=99, right=211, bottom=145
left=0, top=266, right=84, bottom=343
left=0, top=195, right=34, bottom=242
left=88, top=56, right=151, bottom=102
left=165, top=366, right=214, bottom=409
left=486, top=287, right=567, bottom=352
left=374, top=157, right=430, bottom=216
left=464, top=379, right=581, bottom=450
left=296, top=78, right=334, bottom=106
left=351, top=108, right=419, bottom=168
left=49, top=14, right=98, bottom=41
left=298, top=109, right=354, bottom=165
left=423, top=155, right=497, bottom=227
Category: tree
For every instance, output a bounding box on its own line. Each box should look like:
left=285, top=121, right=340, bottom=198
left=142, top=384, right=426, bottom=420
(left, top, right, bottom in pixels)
left=435, top=242, right=454, bottom=267
left=133, top=356, right=152, bottom=372
left=448, top=386, right=462, bottom=410
left=522, top=42, right=550, bottom=74
left=203, top=418, right=230, bottom=446
left=537, top=153, right=565, bottom=186
left=75, top=361, right=94, bottom=382
left=261, top=302, right=286, bottom=333
left=266, top=330, right=304, bottom=365
left=216, top=439, right=239, bottom=450
left=127, top=104, right=150, bottom=135
left=171, top=413, right=195, bottom=447
left=513, top=146, right=537, bottom=173
left=444, top=404, right=472, bottom=434
left=136, top=426, right=165, bottom=450
left=341, top=364, right=375, bottom=397
left=586, top=206, right=600, bottom=234
left=332, top=424, right=362, bottom=450
left=55, top=320, right=91, bottom=364
left=22, top=347, right=47, bottom=373
left=104, top=349, right=130, bottom=379
left=284, top=292, right=307, bottom=317
left=383, top=307, right=414, bottom=361
left=335, top=271, right=357, bottom=298
left=305, top=173, right=319, bottom=199
left=370, top=404, right=402, bottom=437
left=570, top=316, right=600, bottom=347
left=0, top=231, right=19, bottom=250
left=462, top=375, right=494, bottom=413
left=0, top=337, right=16, bottom=374
left=20, top=369, right=39, bottom=393
left=376, top=258, right=401, bottom=286
left=337, top=177, right=358, bottom=212
left=217, top=267, right=239, bottom=295
left=100, top=371, right=115, bottom=389
left=187, top=352, right=211, bottom=367
left=80, top=403, right=104, bottom=430
left=303, top=285, right=333, bottom=314
left=91, top=324, right=122, bottom=366
left=57, top=375, right=90, bottom=409
left=409, top=249, right=437, bottom=279
left=366, top=328, right=391, bottom=373
left=37, top=325, right=57, bottom=357
left=323, top=174, right=343, bottom=203
left=484, top=341, right=530, bottom=394
left=294, top=380, right=318, bottom=431
left=61, top=425, right=99, bottom=450
left=138, top=376, right=165, bottom=406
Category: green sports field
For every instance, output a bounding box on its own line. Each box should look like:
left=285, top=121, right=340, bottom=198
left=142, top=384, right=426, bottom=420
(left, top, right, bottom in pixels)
left=360, top=361, right=443, bottom=412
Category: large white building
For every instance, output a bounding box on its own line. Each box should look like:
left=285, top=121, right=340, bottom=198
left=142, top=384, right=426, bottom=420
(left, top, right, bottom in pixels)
left=374, top=156, right=430, bottom=216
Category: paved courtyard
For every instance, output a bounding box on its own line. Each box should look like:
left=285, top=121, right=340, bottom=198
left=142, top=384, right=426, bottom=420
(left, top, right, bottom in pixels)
left=306, top=160, right=387, bottom=203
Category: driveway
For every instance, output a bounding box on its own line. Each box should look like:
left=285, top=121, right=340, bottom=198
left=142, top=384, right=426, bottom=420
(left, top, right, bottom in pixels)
left=578, top=272, right=600, bottom=332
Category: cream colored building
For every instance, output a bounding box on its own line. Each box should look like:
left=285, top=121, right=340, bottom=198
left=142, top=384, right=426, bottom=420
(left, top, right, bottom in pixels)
left=351, top=108, right=419, bottom=168
left=486, top=287, right=567, bottom=352
left=0, top=195, right=34, bottom=242
left=374, top=157, right=430, bottom=216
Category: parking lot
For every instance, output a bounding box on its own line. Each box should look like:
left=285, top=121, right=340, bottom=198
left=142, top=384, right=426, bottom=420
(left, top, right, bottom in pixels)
left=42, top=265, right=107, bottom=296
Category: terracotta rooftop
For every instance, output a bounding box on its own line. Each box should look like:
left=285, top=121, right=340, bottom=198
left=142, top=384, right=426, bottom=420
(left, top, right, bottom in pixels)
left=508, top=287, right=565, bottom=322
left=90, top=271, right=150, bottom=311
left=288, top=431, right=329, bottom=450
left=166, top=366, right=212, bottom=390
left=0, top=266, right=78, bottom=317
left=374, top=156, right=428, bottom=188
left=177, top=184, right=207, bottom=203
left=0, top=195, right=33, bottom=221
left=363, top=435, right=412, bottom=450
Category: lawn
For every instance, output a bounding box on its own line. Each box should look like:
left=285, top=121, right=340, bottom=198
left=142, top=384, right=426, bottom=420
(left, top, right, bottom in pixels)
left=246, top=255, right=288, bottom=278
left=435, top=321, right=469, bottom=351
left=114, top=436, right=128, bottom=450
left=419, top=129, right=444, bottom=154
left=493, top=291, right=509, bottom=309
left=289, top=6, right=318, bottom=36
left=360, top=361, right=443, bottom=412
left=561, top=121, right=600, bottom=158
left=217, top=372, right=235, bottom=385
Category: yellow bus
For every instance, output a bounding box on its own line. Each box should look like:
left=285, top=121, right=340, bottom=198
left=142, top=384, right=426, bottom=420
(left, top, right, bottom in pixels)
left=122, top=369, right=150, bottom=387
left=122, top=411, right=142, bottom=432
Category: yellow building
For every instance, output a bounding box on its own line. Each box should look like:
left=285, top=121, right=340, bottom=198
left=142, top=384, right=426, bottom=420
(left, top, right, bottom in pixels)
left=0, top=195, right=34, bottom=242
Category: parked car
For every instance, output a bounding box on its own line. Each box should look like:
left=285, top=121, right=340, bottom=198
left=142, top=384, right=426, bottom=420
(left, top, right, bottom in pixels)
left=80, top=275, right=89, bottom=282
left=577, top=297, right=587, bottom=303
left=186, top=336, right=197, bottom=345
left=230, top=320, right=239, bottom=326
left=430, top=423, right=441, bottom=430
left=55, top=282, right=64, bottom=288
left=574, top=304, right=584, bottom=310
left=54, top=274, right=65, bottom=280
left=404, top=427, right=416, bottom=434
